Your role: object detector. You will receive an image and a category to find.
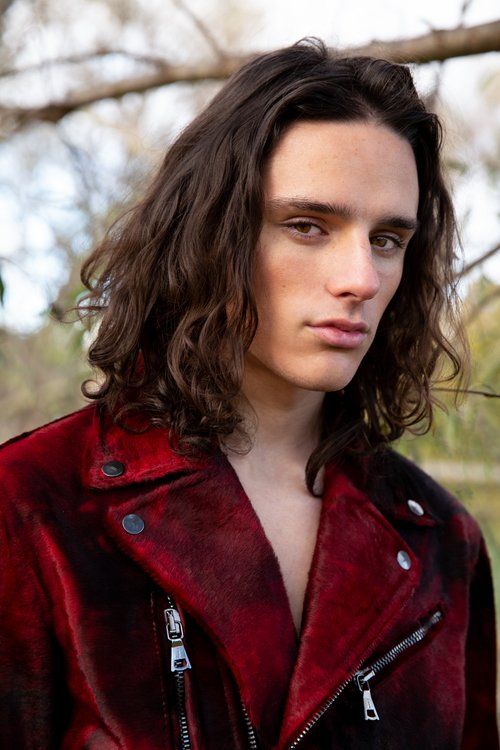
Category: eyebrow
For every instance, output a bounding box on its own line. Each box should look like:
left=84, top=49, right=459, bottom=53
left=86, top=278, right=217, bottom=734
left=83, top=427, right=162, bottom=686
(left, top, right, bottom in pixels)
left=265, top=197, right=420, bottom=232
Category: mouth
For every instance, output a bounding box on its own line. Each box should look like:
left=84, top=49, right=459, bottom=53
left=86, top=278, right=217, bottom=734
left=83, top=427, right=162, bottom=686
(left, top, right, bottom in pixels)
left=307, top=319, right=369, bottom=349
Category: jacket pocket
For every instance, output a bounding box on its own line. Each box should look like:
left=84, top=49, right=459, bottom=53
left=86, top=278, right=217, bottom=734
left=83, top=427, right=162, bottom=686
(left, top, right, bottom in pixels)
left=353, top=605, right=445, bottom=721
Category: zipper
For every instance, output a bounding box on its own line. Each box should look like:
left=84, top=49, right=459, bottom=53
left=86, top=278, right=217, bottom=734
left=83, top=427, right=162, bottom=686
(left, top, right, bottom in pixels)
left=288, top=607, right=443, bottom=748
left=162, top=592, right=259, bottom=750
left=163, top=595, right=192, bottom=750
left=354, top=608, right=443, bottom=721
left=241, top=700, right=259, bottom=749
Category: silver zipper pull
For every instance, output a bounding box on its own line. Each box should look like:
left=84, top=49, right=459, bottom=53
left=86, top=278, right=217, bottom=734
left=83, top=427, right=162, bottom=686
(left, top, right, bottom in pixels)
left=164, top=607, right=192, bottom=672
left=355, top=669, right=380, bottom=721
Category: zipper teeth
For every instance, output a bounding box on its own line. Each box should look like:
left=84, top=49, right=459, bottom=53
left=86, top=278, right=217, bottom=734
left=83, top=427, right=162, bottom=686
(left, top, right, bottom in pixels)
left=241, top=701, right=259, bottom=749
left=164, top=594, right=192, bottom=750
left=174, top=671, right=192, bottom=750
left=360, top=609, right=442, bottom=679
left=288, top=608, right=443, bottom=749
left=288, top=675, right=352, bottom=749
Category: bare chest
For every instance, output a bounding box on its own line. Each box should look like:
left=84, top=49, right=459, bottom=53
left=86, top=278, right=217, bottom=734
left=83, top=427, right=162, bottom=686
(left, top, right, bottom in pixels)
left=236, top=476, right=323, bottom=636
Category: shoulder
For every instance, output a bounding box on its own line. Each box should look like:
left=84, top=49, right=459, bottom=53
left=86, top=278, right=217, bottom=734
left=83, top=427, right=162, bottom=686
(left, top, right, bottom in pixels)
left=0, top=404, right=98, bottom=496
left=0, top=403, right=96, bottom=460
left=371, top=447, right=485, bottom=557
left=1, top=403, right=96, bottom=445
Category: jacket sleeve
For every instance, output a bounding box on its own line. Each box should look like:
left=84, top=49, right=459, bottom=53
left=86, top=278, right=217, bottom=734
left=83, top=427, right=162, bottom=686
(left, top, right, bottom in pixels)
left=461, top=530, right=499, bottom=749
left=0, top=502, right=70, bottom=749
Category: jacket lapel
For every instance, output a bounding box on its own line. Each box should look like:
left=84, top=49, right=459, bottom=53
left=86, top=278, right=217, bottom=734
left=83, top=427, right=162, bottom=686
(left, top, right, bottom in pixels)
left=85, top=415, right=298, bottom=747
left=277, top=462, right=422, bottom=748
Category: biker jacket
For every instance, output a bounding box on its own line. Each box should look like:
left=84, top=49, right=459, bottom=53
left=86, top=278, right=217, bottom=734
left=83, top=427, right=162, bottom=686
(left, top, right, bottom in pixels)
left=0, top=403, right=498, bottom=749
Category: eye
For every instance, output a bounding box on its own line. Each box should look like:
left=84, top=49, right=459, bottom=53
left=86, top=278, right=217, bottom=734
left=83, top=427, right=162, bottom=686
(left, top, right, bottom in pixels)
left=371, top=235, right=405, bottom=253
left=283, top=220, right=325, bottom=239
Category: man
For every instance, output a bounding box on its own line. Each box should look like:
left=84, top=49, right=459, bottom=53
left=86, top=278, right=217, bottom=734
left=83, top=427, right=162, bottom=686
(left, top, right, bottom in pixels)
left=0, top=38, right=498, bottom=749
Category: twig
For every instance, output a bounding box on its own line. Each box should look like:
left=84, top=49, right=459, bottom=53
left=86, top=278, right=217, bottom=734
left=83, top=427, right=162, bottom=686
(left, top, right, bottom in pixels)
left=458, top=0, right=475, bottom=27
left=464, top=285, right=500, bottom=325
left=170, top=0, right=225, bottom=60
left=433, top=387, right=500, bottom=398
left=0, top=49, right=171, bottom=79
left=456, top=241, right=500, bottom=280
left=0, top=0, right=15, bottom=19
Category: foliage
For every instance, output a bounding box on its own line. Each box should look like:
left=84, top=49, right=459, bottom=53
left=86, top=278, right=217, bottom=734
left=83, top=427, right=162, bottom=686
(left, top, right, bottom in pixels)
left=398, top=276, right=500, bottom=466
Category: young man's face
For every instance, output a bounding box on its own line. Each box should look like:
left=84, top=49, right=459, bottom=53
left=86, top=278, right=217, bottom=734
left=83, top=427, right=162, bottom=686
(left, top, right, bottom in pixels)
left=246, top=119, right=419, bottom=395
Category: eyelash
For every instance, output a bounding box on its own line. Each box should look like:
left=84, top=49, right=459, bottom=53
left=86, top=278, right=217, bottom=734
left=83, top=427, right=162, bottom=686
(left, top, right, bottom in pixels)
left=283, top=220, right=406, bottom=251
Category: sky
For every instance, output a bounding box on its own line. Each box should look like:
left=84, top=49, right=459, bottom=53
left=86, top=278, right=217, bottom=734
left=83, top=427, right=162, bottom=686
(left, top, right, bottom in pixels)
left=0, top=0, right=499, bottom=332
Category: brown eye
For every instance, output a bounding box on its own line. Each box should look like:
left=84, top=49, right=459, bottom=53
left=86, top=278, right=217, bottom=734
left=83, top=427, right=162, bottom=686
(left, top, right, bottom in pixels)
left=371, top=235, right=404, bottom=252
left=285, top=221, right=324, bottom=238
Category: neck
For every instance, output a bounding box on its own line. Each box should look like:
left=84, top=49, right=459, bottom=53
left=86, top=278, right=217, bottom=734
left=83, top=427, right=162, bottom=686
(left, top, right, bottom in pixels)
left=222, top=354, right=326, bottom=482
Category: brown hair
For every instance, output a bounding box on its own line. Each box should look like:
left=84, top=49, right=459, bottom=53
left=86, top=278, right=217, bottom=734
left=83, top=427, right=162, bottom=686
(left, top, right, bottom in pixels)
left=79, top=37, right=468, bottom=495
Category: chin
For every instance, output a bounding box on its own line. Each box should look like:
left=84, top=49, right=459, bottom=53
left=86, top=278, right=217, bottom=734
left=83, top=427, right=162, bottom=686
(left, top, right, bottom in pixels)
left=285, top=368, right=358, bottom=393
left=248, top=348, right=363, bottom=392
left=300, top=357, right=363, bottom=392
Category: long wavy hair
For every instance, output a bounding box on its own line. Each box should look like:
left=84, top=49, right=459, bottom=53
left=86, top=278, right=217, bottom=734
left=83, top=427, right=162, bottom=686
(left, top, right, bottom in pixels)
left=79, top=38, right=468, bottom=496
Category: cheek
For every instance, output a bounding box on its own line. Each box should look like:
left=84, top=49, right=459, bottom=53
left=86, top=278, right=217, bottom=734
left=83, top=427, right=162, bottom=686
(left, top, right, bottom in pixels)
left=252, top=246, right=306, bottom=326
left=379, top=262, right=404, bottom=308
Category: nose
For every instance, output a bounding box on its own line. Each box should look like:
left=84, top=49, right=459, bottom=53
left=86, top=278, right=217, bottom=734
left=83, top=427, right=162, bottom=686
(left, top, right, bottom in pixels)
left=324, top=231, right=381, bottom=301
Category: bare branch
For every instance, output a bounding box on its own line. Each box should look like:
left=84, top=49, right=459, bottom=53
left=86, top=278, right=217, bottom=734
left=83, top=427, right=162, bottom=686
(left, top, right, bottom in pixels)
left=1, top=20, right=499, bottom=129
left=0, top=0, right=15, bottom=19
left=458, top=0, right=475, bottom=27
left=170, top=0, right=225, bottom=60
left=464, top=285, right=500, bottom=326
left=456, top=241, right=500, bottom=279
left=433, top=386, right=500, bottom=398
left=350, top=19, right=500, bottom=63
left=0, top=58, right=240, bottom=132
left=0, top=49, right=171, bottom=79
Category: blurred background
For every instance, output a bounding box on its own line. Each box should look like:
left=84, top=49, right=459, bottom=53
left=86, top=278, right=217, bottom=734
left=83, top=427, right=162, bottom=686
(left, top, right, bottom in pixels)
left=0, top=0, right=499, bottom=709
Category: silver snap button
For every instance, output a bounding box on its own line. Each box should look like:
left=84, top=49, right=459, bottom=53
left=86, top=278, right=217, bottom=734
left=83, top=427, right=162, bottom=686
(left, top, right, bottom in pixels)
left=122, top=514, right=145, bottom=534
left=397, top=550, right=411, bottom=570
left=102, top=460, right=125, bottom=477
left=407, top=499, right=424, bottom=516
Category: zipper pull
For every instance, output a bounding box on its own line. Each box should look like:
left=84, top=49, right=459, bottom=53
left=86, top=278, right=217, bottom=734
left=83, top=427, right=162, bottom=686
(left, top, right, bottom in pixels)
left=355, top=669, right=380, bottom=721
left=164, top=607, right=192, bottom=672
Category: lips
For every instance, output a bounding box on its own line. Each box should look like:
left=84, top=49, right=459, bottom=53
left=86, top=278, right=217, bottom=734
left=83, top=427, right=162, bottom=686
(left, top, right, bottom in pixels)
left=310, top=318, right=369, bottom=333
left=307, top=319, right=369, bottom=349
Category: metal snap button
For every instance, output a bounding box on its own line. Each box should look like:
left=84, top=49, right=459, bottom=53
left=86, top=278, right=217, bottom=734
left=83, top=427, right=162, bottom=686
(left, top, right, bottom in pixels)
left=397, top=550, right=411, bottom=570
left=122, top=514, right=145, bottom=534
left=102, top=460, right=125, bottom=477
left=407, top=499, right=424, bottom=516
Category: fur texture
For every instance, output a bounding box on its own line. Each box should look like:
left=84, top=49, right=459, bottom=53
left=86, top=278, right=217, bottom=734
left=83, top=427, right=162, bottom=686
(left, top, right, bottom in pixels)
left=0, top=404, right=497, bottom=749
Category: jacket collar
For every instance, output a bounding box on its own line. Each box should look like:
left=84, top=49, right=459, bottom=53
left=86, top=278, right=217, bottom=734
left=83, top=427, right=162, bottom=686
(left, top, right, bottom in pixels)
left=85, top=409, right=439, bottom=748
left=82, top=407, right=441, bottom=525
left=82, top=406, right=215, bottom=488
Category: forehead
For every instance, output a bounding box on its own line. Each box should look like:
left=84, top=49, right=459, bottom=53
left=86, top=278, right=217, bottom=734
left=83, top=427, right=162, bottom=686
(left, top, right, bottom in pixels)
left=263, top=119, right=419, bottom=219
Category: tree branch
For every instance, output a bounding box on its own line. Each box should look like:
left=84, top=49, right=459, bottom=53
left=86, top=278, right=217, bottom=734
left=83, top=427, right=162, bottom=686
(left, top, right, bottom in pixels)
left=458, top=0, right=475, bottom=27
left=464, top=285, right=500, bottom=325
left=349, top=18, right=500, bottom=63
left=456, top=241, right=500, bottom=279
left=1, top=20, right=499, bottom=128
left=0, top=0, right=15, bottom=19
left=170, top=0, right=226, bottom=60
left=433, top=386, right=500, bottom=398
left=0, top=49, right=172, bottom=79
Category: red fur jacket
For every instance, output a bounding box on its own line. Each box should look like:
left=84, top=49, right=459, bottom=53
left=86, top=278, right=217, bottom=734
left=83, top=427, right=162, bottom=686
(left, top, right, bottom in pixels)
left=0, top=404, right=498, bottom=749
